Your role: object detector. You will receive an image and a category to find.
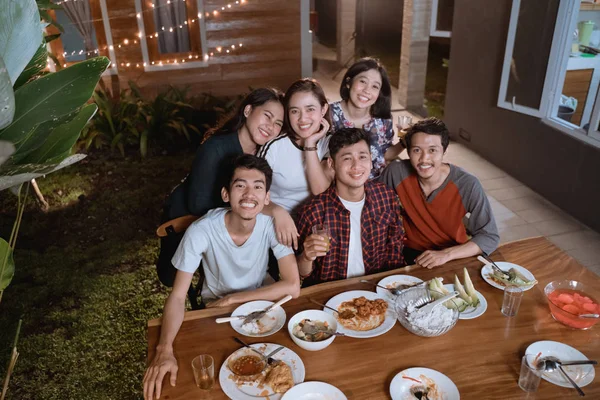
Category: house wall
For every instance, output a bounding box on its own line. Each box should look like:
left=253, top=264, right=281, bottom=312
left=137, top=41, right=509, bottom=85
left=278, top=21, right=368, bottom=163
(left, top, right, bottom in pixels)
left=355, top=0, right=403, bottom=53
left=444, top=0, right=600, bottom=232
left=95, top=0, right=302, bottom=97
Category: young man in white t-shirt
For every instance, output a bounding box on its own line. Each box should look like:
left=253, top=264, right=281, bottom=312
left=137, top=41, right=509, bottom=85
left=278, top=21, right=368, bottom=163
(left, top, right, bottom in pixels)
left=296, top=128, right=406, bottom=285
left=143, top=155, right=300, bottom=400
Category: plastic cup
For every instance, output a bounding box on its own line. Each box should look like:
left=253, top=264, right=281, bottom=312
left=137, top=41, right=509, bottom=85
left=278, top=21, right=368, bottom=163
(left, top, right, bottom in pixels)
left=312, top=224, right=331, bottom=252
left=502, top=285, right=523, bottom=317
left=191, top=355, right=214, bottom=391
left=518, top=354, right=544, bottom=392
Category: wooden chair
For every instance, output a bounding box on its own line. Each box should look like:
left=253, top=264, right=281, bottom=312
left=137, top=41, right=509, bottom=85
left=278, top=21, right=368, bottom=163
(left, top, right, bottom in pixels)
left=156, top=215, right=200, bottom=238
left=157, top=215, right=204, bottom=309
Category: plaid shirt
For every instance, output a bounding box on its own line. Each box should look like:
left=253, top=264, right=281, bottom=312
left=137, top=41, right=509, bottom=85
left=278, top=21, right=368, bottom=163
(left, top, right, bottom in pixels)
left=297, top=181, right=405, bottom=285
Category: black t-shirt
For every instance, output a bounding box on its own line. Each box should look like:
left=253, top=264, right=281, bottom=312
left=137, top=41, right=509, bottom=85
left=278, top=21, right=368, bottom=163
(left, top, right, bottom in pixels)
left=165, top=131, right=243, bottom=220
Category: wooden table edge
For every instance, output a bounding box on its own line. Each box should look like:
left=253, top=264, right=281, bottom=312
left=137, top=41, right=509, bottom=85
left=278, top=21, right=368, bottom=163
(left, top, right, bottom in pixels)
left=147, top=236, right=549, bottom=328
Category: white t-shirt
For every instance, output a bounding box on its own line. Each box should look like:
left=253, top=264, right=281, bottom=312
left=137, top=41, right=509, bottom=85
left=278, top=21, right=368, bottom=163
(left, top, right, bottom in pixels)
left=339, top=196, right=366, bottom=278
left=172, top=208, right=293, bottom=301
left=258, top=134, right=330, bottom=215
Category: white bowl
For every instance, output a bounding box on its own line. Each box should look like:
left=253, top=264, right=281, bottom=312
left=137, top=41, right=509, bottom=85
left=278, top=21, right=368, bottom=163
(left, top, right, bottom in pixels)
left=287, top=310, right=337, bottom=351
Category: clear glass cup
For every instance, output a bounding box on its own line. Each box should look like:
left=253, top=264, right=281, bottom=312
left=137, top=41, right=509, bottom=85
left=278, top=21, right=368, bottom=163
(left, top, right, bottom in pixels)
left=518, top=354, right=544, bottom=392
left=502, top=285, right=524, bottom=317
left=312, top=224, right=331, bottom=252
left=397, top=115, right=413, bottom=131
left=192, top=355, right=214, bottom=391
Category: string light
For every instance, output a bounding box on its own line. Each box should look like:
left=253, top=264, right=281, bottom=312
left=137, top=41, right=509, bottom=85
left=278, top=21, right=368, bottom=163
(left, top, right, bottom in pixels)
left=56, top=0, right=247, bottom=24
left=57, top=0, right=251, bottom=70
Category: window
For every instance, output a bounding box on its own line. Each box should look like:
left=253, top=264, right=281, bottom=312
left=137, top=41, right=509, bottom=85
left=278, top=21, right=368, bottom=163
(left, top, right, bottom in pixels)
left=135, top=0, right=208, bottom=71
left=52, top=0, right=118, bottom=74
left=498, top=0, right=600, bottom=145
left=430, top=0, right=454, bottom=38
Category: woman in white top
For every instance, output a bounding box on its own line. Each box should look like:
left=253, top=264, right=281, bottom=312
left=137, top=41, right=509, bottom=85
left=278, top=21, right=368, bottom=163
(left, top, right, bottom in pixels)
left=258, top=78, right=332, bottom=249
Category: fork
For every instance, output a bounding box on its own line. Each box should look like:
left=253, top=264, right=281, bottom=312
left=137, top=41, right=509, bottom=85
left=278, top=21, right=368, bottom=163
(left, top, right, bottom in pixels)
left=478, top=253, right=510, bottom=278
left=233, top=337, right=284, bottom=364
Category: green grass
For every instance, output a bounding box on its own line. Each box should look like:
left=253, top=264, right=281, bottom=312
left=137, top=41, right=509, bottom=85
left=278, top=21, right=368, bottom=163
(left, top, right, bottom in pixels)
left=0, top=152, right=195, bottom=399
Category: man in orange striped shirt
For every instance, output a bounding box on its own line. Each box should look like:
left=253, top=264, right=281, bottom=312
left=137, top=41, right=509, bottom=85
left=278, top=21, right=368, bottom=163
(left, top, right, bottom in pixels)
left=379, top=118, right=499, bottom=268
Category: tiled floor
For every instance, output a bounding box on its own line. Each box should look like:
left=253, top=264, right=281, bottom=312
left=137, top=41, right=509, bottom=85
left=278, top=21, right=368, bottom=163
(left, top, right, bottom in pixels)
left=442, top=143, right=600, bottom=277
left=313, top=53, right=600, bottom=277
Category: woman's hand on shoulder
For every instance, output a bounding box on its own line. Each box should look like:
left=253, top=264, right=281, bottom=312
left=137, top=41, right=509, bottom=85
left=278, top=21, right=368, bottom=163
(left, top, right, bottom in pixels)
left=272, top=207, right=299, bottom=250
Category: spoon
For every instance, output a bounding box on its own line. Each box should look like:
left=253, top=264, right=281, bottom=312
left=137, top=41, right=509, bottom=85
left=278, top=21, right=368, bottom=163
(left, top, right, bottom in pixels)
left=542, top=356, right=585, bottom=396
left=233, top=337, right=284, bottom=365
left=309, top=298, right=355, bottom=319
left=302, top=323, right=346, bottom=337
left=360, top=279, right=403, bottom=295
left=416, top=291, right=460, bottom=314
left=580, top=314, right=600, bottom=319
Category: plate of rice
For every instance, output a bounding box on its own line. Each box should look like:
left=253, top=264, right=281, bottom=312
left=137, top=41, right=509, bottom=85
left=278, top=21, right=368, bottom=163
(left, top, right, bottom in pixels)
left=230, top=300, right=287, bottom=337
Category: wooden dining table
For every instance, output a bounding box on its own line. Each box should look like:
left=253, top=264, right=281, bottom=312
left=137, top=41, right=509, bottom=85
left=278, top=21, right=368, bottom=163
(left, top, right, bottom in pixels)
left=147, top=237, right=600, bottom=399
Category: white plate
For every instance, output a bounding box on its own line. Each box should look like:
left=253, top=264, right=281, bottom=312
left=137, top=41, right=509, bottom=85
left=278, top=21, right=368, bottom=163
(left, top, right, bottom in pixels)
left=281, top=381, right=347, bottom=400
left=525, top=341, right=595, bottom=388
left=390, top=367, right=460, bottom=400
left=230, top=300, right=286, bottom=337
left=443, top=284, right=487, bottom=320
left=376, top=275, right=424, bottom=301
left=219, top=343, right=306, bottom=400
left=480, top=261, right=536, bottom=291
left=323, top=290, right=396, bottom=339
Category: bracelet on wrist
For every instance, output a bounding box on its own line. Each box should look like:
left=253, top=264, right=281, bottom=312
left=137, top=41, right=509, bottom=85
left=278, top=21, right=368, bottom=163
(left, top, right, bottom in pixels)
left=303, top=146, right=318, bottom=151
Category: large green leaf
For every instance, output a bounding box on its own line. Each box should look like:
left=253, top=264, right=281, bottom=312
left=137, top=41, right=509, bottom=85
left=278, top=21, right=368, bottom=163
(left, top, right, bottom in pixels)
left=0, top=56, right=109, bottom=144
left=0, top=56, right=15, bottom=129
left=0, top=238, right=15, bottom=291
left=0, top=154, right=86, bottom=191
left=0, top=0, right=43, bottom=85
left=13, top=43, right=47, bottom=90
left=8, top=106, right=85, bottom=164
left=19, top=103, right=97, bottom=164
left=0, top=140, right=15, bottom=166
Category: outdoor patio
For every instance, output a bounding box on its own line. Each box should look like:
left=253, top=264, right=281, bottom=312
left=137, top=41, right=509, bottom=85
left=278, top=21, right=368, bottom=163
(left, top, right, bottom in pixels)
left=314, top=53, right=600, bottom=278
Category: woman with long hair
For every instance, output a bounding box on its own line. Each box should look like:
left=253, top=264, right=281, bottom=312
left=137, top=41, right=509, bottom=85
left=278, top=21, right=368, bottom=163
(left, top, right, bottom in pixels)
left=157, top=87, right=285, bottom=288
left=258, top=78, right=331, bottom=249
left=331, top=57, right=402, bottom=179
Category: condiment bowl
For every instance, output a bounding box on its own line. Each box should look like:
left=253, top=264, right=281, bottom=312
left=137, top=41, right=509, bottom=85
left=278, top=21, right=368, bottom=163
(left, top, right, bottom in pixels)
left=227, top=347, right=267, bottom=377
left=394, top=286, right=459, bottom=337
left=544, top=280, right=600, bottom=330
left=287, top=309, right=337, bottom=351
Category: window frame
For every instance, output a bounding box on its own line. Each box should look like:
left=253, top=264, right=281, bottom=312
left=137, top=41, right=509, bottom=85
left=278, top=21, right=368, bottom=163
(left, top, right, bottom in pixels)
left=134, top=0, right=208, bottom=72
left=98, top=0, right=119, bottom=75
left=50, top=0, right=118, bottom=75
left=430, top=0, right=452, bottom=38
left=498, top=0, right=600, bottom=146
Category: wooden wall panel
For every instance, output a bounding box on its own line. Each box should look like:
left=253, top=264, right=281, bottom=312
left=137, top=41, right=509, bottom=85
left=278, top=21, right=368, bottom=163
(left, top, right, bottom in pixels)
left=90, top=0, right=301, bottom=97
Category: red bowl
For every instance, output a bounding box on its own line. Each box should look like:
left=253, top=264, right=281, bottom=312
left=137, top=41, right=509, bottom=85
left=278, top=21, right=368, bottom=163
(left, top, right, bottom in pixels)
left=544, top=280, right=600, bottom=330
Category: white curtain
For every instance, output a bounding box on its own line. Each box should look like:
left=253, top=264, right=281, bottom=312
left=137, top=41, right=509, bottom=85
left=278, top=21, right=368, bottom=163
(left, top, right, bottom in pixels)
left=62, top=0, right=96, bottom=53
left=154, top=0, right=191, bottom=54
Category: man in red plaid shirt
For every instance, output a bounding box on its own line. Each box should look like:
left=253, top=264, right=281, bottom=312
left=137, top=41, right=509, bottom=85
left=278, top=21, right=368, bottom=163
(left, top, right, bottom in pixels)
left=296, top=127, right=406, bottom=285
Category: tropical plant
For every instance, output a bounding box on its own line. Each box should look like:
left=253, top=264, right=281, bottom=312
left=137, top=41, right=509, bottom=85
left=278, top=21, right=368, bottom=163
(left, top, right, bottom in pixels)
left=132, top=83, right=201, bottom=157
left=0, top=0, right=109, bottom=299
left=79, top=83, right=242, bottom=158
left=78, top=87, right=145, bottom=157
left=1, top=0, right=109, bottom=397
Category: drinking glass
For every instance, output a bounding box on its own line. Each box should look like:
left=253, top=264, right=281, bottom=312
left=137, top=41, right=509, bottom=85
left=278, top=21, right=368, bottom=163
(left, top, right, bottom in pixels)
left=192, top=355, right=214, bottom=390
left=502, top=285, right=524, bottom=317
left=518, top=354, right=544, bottom=392
left=397, top=115, right=413, bottom=131
left=312, top=224, right=331, bottom=252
